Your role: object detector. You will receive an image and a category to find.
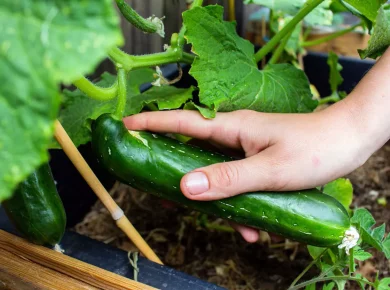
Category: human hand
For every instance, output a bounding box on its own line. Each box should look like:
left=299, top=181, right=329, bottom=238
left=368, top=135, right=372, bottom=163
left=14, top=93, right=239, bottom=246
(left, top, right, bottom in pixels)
left=123, top=99, right=373, bottom=242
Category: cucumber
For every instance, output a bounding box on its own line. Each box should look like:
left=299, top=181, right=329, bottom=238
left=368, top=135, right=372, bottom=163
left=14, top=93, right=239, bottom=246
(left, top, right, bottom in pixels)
left=91, top=114, right=351, bottom=247
left=2, top=163, right=66, bottom=246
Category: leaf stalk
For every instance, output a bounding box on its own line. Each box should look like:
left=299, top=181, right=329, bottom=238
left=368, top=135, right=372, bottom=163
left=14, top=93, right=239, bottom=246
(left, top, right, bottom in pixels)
left=254, top=0, right=325, bottom=62
left=72, top=77, right=117, bottom=101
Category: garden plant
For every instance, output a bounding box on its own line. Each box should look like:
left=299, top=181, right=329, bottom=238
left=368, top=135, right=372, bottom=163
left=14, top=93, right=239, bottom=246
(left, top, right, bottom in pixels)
left=1, top=0, right=390, bottom=289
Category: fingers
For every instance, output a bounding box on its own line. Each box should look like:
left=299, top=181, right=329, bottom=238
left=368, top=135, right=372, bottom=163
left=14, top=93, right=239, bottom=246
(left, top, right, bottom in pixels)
left=123, top=110, right=251, bottom=149
left=179, top=145, right=295, bottom=201
left=229, top=222, right=259, bottom=243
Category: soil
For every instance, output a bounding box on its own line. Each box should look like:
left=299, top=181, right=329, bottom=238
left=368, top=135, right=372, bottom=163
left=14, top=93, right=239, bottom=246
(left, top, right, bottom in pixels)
left=74, top=142, right=390, bottom=290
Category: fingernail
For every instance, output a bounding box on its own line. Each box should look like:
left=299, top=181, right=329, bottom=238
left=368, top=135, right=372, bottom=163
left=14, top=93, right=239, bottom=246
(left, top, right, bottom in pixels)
left=185, top=172, right=209, bottom=195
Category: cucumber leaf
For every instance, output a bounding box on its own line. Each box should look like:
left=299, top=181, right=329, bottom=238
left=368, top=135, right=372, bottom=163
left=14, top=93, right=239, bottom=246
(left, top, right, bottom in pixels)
left=127, top=85, right=195, bottom=114
left=183, top=5, right=317, bottom=117
left=57, top=70, right=155, bottom=147
left=183, top=102, right=216, bottom=119
left=359, top=5, right=390, bottom=59
left=341, top=0, right=386, bottom=23
left=0, top=0, right=122, bottom=201
left=322, top=178, right=353, bottom=211
left=57, top=71, right=194, bottom=147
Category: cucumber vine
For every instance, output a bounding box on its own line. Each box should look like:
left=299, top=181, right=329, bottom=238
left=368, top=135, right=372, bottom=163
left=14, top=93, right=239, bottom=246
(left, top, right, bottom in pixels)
left=2, top=0, right=390, bottom=289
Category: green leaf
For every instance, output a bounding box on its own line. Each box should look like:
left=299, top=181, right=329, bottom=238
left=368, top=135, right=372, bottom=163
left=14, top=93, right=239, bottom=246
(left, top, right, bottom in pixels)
left=353, top=247, right=372, bottom=261
left=127, top=85, right=195, bottom=115
left=322, top=178, right=353, bottom=211
left=351, top=208, right=375, bottom=231
left=304, top=284, right=316, bottom=290
left=183, top=102, right=216, bottom=119
left=359, top=5, right=390, bottom=59
left=382, top=233, right=390, bottom=258
left=307, top=245, right=326, bottom=259
left=378, top=278, right=390, bottom=290
left=183, top=5, right=317, bottom=116
left=372, top=223, right=386, bottom=242
left=323, top=282, right=336, bottom=290
left=0, top=0, right=122, bottom=201
left=327, top=52, right=344, bottom=94
left=342, top=0, right=386, bottom=22
left=350, top=208, right=390, bottom=257
left=57, top=70, right=155, bottom=147
left=355, top=274, right=370, bottom=290
left=244, top=0, right=333, bottom=26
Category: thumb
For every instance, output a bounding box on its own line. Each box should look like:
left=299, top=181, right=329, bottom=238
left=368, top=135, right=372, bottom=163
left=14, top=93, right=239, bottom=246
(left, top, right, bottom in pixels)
left=180, top=151, right=291, bottom=201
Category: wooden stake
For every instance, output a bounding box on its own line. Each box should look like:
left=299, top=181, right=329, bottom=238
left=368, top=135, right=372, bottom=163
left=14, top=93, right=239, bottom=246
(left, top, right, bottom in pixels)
left=0, top=230, right=157, bottom=290
left=54, top=120, right=162, bottom=265
left=228, top=0, right=235, bottom=21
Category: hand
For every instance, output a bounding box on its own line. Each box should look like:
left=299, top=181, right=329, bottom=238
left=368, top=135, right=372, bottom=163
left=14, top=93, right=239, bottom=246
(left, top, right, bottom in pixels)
left=123, top=99, right=373, bottom=242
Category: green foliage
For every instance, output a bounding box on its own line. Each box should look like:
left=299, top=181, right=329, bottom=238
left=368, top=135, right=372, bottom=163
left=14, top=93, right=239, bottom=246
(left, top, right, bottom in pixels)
left=2, top=0, right=390, bottom=287
left=327, top=52, right=344, bottom=95
left=322, top=178, right=353, bottom=211
left=351, top=208, right=390, bottom=258
left=183, top=5, right=317, bottom=116
left=377, top=278, right=390, bottom=290
left=0, top=0, right=122, bottom=201
left=128, top=85, right=195, bottom=114
left=323, top=282, right=336, bottom=290
left=342, top=0, right=386, bottom=22
left=57, top=70, right=194, bottom=147
left=244, top=0, right=333, bottom=26
left=359, top=5, right=390, bottom=59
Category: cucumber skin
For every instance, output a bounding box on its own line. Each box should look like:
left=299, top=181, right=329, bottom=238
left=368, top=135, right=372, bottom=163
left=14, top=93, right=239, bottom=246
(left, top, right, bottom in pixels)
left=2, top=163, right=66, bottom=246
left=92, top=114, right=350, bottom=247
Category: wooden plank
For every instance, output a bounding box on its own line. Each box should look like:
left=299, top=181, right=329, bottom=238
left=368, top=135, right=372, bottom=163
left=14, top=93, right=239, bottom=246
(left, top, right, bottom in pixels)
left=0, top=248, right=98, bottom=290
left=0, top=230, right=157, bottom=290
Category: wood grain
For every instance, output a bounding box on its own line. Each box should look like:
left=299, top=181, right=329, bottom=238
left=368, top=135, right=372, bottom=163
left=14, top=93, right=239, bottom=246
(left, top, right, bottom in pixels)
left=0, top=230, right=157, bottom=290
left=0, top=248, right=98, bottom=290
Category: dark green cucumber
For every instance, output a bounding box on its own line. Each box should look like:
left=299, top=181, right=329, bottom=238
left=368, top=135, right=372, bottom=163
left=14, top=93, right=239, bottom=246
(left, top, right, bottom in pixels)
left=92, top=114, right=350, bottom=247
left=2, top=163, right=66, bottom=246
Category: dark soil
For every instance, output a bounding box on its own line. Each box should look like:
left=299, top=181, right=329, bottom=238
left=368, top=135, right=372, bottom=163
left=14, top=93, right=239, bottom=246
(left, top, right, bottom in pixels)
left=74, top=143, right=390, bottom=290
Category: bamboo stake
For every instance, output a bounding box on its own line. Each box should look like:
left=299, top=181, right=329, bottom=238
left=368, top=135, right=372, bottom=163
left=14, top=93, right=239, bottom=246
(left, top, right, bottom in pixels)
left=228, top=0, right=235, bottom=21
left=0, top=230, right=157, bottom=290
left=54, top=120, right=163, bottom=265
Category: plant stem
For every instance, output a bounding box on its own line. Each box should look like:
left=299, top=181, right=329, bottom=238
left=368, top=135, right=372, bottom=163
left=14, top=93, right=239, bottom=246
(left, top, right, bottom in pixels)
left=349, top=248, right=354, bottom=276
left=72, top=77, right=117, bottom=101
left=288, top=276, right=375, bottom=290
left=289, top=248, right=328, bottom=287
left=318, top=94, right=340, bottom=105
left=203, top=222, right=235, bottom=233
left=301, top=23, right=361, bottom=47
left=267, top=30, right=294, bottom=66
left=177, top=0, right=203, bottom=46
left=114, top=68, right=127, bottom=118
left=115, top=0, right=158, bottom=34
left=108, top=47, right=195, bottom=71
left=254, top=0, right=325, bottom=62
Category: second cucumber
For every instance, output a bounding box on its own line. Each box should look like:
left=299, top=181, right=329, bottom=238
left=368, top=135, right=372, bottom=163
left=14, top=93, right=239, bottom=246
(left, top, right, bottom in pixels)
left=2, top=163, right=66, bottom=246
